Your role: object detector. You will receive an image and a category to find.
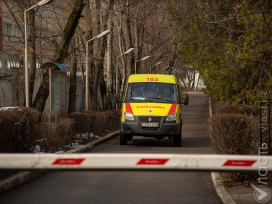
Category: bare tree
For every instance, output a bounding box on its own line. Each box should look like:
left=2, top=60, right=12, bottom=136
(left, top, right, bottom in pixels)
left=122, top=0, right=133, bottom=77
left=32, top=0, right=85, bottom=113
left=28, top=3, right=36, bottom=106
left=68, top=37, right=77, bottom=113
left=106, top=2, right=114, bottom=109
left=91, top=0, right=114, bottom=111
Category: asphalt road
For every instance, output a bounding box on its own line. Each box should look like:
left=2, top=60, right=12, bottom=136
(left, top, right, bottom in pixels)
left=0, top=94, right=221, bottom=204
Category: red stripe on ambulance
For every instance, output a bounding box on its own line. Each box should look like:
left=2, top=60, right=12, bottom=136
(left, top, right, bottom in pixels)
left=167, top=104, right=177, bottom=116
left=125, top=103, right=133, bottom=115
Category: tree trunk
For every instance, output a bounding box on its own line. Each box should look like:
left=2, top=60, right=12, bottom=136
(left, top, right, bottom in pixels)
left=122, top=1, right=133, bottom=77
left=106, top=8, right=113, bottom=109
left=179, top=74, right=188, bottom=89
left=138, top=24, right=145, bottom=74
left=32, top=0, right=85, bottom=113
left=85, top=0, right=94, bottom=110
left=92, top=0, right=114, bottom=111
left=119, top=21, right=127, bottom=97
left=68, top=38, right=77, bottom=114
left=191, top=70, right=196, bottom=90
left=134, top=5, right=140, bottom=74
left=29, top=8, right=36, bottom=106
left=167, top=49, right=178, bottom=75
left=100, top=79, right=107, bottom=111
left=196, top=74, right=200, bottom=90
left=112, top=63, right=116, bottom=104
left=91, top=0, right=102, bottom=111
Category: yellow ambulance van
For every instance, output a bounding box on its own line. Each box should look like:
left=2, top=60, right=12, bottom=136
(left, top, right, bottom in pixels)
left=117, top=74, right=189, bottom=147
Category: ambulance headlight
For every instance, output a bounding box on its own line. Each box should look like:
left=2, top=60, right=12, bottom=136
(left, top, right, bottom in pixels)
left=166, top=113, right=177, bottom=121
left=124, top=111, right=134, bottom=121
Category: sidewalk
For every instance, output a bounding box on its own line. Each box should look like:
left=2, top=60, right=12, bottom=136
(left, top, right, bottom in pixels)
left=226, top=180, right=272, bottom=204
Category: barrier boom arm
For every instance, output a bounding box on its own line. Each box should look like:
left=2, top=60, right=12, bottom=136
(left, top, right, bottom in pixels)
left=0, top=154, right=270, bottom=172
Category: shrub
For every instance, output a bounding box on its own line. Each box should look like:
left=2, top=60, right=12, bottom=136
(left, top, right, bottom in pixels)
left=214, top=103, right=258, bottom=116
left=68, top=109, right=121, bottom=135
left=207, top=113, right=269, bottom=182
left=0, top=107, right=41, bottom=153
left=207, top=113, right=259, bottom=155
left=33, top=118, right=75, bottom=152
left=0, top=108, right=121, bottom=153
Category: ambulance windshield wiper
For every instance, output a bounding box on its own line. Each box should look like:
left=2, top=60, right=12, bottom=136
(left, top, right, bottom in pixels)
left=148, top=97, right=174, bottom=103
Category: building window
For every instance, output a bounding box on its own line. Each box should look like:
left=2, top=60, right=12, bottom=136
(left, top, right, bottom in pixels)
left=14, top=25, right=21, bottom=37
left=3, top=24, right=13, bottom=41
left=3, top=24, right=21, bottom=41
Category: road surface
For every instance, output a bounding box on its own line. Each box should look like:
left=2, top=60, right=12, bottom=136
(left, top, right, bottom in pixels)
left=0, top=94, right=221, bottom=204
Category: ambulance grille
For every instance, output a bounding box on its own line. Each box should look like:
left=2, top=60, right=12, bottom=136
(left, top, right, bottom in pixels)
left=138, top=117, right=162, bottom=123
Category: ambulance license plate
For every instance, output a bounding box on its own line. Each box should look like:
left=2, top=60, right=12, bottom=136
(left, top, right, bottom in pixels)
left=142, top=123, right=159, bottom=127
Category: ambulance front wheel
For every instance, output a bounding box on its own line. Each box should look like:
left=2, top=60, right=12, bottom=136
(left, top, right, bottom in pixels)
left=173, top=126, right=182, bottom=147
left=120, top=132, right=127, bottom=145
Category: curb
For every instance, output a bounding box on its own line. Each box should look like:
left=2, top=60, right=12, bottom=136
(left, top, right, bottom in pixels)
left=0, top=130, right=120, bottom=194
left=67, top=130, right=119, bottom=153
left=211, top=172, right=236, bottom=204
left=209, top=98, right=236, bottom=204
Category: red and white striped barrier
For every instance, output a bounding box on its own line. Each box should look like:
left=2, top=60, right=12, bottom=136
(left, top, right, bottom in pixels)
left=0, top=154, right=271, bottom=172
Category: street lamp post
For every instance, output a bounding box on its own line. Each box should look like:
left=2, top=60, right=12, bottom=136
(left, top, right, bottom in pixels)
left=116, top=48, right=134, bottom=109
left=134, top=56, right=150, bottom=74
left=24, top=0, right=54, bottom=107
left=150, top=62, right=162, bottom=73
left=85, top=30, right=111, bottom=111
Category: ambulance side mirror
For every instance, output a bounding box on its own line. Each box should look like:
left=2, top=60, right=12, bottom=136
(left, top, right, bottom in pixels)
left=181, top=94, right=189, bottom=105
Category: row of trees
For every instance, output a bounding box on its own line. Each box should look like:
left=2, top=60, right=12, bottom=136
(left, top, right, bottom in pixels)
left=7, top=0, right=268, bottom=112
left=166, top=0, right=272, bottom=105
left=3, top=0, right=187, bottom=114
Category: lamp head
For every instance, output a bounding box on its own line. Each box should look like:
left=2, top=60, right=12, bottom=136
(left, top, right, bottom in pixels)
left=38, top=0, right=54, bottom=6
left=96, top=30, right=111, bottom=38
left=123, top=48, right=134, bottom=55
left=141, top=56, right=150, bottom=61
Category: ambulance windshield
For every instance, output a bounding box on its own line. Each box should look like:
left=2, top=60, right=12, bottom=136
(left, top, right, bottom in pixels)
left=124, top=82, right=178, bottom=104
